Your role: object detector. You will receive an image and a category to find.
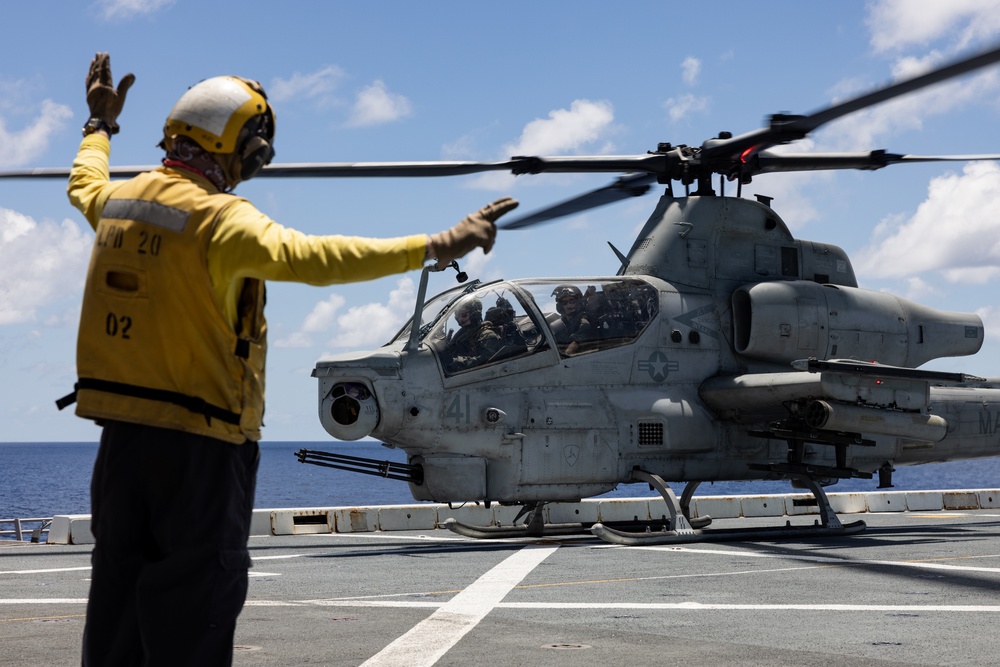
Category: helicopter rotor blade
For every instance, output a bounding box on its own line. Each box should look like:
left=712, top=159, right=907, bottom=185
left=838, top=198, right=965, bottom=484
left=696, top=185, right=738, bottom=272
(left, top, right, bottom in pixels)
left=751, top=150, right=1000, bottom=174
left=4, top=44, right=1000, bottom=233
left=499, top=173, right=656, bottom=230
left=706, top=43, right=1000, bottom=162
left=0, top=155, right=679, bottom=181
left=0, top=160, right=528, bottom=181
left=255, top=160, right=520, bottom=178
left=0, top=166, right=146, bottom=179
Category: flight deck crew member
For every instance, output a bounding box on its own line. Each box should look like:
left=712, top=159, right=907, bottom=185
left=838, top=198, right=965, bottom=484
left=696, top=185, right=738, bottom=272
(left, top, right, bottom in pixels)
left=67, top=53, right=517, bottom=667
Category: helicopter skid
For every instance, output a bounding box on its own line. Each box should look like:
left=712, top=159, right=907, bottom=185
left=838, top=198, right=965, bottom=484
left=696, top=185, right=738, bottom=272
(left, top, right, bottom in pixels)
left=590, top=518, right=867, bottom=546
left=443, top=517, right=589, bottom=539
left=442, top=516, right=716, bottom=540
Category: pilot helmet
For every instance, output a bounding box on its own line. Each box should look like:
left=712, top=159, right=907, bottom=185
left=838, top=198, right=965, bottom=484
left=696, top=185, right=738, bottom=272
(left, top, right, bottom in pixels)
left=162, top=76, right=276, bottom=185
left=455, top=296, right=483, bottom=324
left=486, top=296, right=515, bottom=325
left=552, top=284, right=582, bottom=315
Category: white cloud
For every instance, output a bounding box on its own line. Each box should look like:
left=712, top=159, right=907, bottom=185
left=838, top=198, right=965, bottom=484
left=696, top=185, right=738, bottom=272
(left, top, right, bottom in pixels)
left=942, top=266, right=1000, bottom=284
left=269, top=65, right=346, bottom=105
left=274, top=292, right=347, bottom=348
left=302, top=292, right=347, bottom=333
left=664, top=93, right=710, bottom=123
left=901, top=276, right=943, bottom=300
left=867, top=0, right=1000, bottom=53
left=326, top=278, right=415, bottom=348
left=681, top=57, right=701, bottom=86
left=0, top=78, right=42, bottom=113
left=95, top=0, right=175, bottom=21
left=855, top=161, right=1000, bottom=280
left=818, top=61, right=999, bottom=151
left=813, top=2, right=1000, bottom=152
left=468, top=100, right=616, bottom=191
left=505, top=99, right=614, bottom=156
left=0, top=99, right=73, bottom=168
left=345, top=80, right=413, bottom=127
left=0, top=210, right=92, bottom=325
left=278, top=278, right=415, bottom=350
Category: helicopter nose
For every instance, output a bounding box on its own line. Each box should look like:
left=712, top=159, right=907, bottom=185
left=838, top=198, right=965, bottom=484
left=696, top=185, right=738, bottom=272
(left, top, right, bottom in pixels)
left=320, top=381, right=380, bottom=440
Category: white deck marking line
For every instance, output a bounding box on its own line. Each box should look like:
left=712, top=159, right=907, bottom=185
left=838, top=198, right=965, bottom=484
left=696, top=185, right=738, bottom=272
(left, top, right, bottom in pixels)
left=360, top=544, right=559, bottom=667
left=0, top=599, right=88, bottom=604
left=641, top=545, right=1000, bottom=573
left=500, top=602, right=1000, bottom=612
left=311, top=600, right=1000, bottom=613
left=7, top=598, right=1000, bottom=613
left=0, top=566, right=91, bottom=575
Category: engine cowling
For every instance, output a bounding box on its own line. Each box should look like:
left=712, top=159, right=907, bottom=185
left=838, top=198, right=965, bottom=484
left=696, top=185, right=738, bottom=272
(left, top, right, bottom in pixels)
left=732, top=281, right=983, bottom=367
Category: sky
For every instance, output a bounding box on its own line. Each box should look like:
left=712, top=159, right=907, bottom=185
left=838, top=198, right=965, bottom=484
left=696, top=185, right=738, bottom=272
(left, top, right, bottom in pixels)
left=5, top=0, right=1000, bottom=442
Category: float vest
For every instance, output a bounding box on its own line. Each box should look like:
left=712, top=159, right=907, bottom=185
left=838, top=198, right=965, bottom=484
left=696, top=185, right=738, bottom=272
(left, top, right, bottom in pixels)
left=70, top=169, right=266, bottom=444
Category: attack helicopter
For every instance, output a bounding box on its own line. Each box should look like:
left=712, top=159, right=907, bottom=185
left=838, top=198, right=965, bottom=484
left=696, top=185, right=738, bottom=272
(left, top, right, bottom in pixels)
left=7, top=45, right=1000, bottom=545
left=299, top=44, right=1000, bottom=545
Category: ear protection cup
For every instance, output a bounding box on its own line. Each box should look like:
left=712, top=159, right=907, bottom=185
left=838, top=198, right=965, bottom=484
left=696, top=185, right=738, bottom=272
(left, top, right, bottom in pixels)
left=235, top=106, right=275, bottom=181
left=239, top=134, right=274, bottom=181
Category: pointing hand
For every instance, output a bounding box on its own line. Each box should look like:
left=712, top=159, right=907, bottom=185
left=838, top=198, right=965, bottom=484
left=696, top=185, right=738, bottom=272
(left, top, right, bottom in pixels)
left=429, top=197, right=519, bottom=268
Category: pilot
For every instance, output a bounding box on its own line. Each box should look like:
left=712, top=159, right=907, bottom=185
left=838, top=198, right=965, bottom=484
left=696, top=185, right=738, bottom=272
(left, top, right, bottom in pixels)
left=445, top=296, right=502, bottom=371
left=552, top=284, right=596, bottom=354
left=485, top=296, right=529, bottom=358
left=66, top=53, right=518, bottom=666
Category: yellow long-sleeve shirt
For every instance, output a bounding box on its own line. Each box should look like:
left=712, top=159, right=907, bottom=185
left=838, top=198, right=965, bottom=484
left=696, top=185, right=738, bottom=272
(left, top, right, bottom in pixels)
left=68, top=134, right=429, bottom=328
left=67, top=134, right=429, bottom=442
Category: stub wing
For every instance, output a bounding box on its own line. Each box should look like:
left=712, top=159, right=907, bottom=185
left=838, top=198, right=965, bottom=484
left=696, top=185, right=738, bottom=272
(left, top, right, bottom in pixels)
left=699, top=359, right=981, bottom=442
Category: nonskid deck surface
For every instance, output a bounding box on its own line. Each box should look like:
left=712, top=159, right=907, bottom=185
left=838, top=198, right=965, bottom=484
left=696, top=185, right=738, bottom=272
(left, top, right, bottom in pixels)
left=3, top=510, right=1000, bottom=666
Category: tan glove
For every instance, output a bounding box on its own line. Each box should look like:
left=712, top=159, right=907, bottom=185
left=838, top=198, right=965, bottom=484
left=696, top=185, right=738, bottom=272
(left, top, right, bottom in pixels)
left=429, top=197, right=519, bottom=267
left=85, top=52, right=135, bottom=134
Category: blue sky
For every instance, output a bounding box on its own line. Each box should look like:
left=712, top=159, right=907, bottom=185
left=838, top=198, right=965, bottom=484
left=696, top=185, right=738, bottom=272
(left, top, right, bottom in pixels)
left=5, top=0, right=1000, bottom=442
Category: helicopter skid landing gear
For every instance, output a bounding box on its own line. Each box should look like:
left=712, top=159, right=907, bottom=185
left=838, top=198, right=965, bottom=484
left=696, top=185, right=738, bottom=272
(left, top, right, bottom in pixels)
left=591, top=472, right=866, bottom=546
left=443, top=502, right=591, bottom=539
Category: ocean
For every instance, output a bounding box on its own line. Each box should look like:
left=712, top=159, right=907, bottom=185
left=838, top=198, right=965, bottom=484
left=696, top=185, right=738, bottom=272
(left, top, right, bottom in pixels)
left=3, top=440, right=1000, bottom=520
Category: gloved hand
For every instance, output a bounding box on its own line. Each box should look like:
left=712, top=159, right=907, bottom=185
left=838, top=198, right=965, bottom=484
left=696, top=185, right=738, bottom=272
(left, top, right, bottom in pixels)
left=85, top=52, right=135, bottom=134
left=429, top=197, right=518, bottom=268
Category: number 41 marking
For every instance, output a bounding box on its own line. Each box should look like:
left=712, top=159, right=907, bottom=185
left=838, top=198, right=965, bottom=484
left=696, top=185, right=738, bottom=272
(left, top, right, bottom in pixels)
left=446, top=394, right=471, bottom=424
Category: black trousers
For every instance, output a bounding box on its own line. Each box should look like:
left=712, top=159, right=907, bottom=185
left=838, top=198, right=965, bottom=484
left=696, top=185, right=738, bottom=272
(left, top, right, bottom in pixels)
left=82, top=421, right=259, bottom=667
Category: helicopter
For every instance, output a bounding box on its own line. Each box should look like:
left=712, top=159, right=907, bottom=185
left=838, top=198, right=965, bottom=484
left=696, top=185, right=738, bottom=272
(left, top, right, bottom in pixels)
left=6, top=45, right=1000, bottom=546
left=298, top=44, right=1000, bottom=546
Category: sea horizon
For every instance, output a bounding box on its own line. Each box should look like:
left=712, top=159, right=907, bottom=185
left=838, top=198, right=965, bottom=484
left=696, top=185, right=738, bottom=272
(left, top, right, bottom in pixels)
left=4, top=440, right=1000, bottom=520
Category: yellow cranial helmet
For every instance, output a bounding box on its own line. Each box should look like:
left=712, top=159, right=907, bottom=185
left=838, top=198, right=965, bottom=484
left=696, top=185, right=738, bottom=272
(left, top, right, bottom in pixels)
left=163, top=75, right=275, bottom=181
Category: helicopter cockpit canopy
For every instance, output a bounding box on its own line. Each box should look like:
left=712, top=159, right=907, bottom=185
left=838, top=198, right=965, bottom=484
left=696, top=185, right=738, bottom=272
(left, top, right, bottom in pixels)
left=520, top=280, right=659, bottom=359
left=395, top=278, right=660, bottom=377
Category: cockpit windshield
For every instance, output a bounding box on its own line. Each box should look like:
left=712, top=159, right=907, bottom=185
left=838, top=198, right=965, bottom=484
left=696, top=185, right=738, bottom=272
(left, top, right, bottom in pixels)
left=424, top=283, right=548, bottom=376
left=404, top=278, right=660, bottom=376
left=388, top=281, right=472, bottom=348
left=519, top=279, right=659, bottom=357
left=392, top=278, right=659, bottom=375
